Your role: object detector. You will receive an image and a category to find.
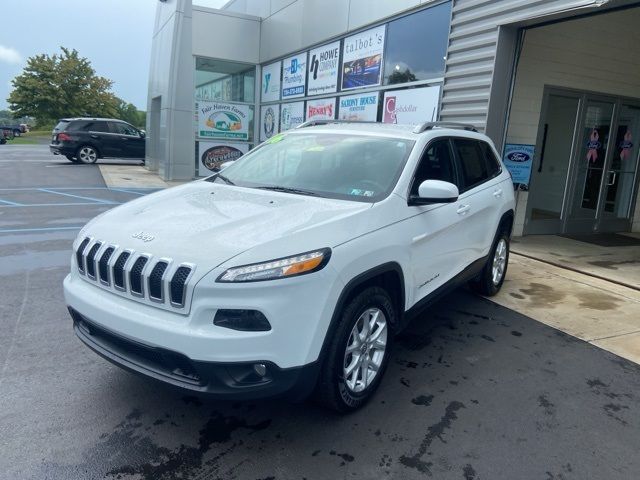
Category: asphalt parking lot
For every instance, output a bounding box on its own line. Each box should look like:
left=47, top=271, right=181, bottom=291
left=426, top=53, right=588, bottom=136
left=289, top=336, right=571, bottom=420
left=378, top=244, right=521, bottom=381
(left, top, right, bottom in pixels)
left=1, top=145, right=640, bottom=480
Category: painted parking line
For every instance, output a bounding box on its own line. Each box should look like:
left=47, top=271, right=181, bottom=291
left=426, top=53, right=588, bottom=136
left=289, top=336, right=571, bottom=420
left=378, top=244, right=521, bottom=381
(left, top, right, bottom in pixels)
left=0, top=198, right=24, bottom=206
left=38, top=188, right=117, bottom=205
left=0, top=202, right=122, bottom=208
left=0, top=226, right=84, bottom=234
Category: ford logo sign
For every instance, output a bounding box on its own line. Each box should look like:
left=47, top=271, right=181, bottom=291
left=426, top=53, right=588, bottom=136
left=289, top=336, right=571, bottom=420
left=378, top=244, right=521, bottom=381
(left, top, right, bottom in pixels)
left=507, top=152, right=531, bottom=162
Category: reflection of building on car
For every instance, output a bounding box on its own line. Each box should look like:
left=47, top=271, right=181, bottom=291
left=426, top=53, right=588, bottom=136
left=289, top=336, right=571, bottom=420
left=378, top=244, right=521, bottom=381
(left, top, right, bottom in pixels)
left=64, top=120, right=515, bottom=413
left=49, top=118, right=146, bottom=164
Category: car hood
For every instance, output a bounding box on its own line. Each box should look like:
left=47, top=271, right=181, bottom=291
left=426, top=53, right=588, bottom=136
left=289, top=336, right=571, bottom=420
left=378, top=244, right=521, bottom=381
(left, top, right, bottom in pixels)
left=80, top=181, right=373, bottom=272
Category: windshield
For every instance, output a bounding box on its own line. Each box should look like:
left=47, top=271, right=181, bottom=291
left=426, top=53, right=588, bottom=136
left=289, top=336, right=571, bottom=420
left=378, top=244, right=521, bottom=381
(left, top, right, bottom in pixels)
left=206, top=132, right=414, bottom=202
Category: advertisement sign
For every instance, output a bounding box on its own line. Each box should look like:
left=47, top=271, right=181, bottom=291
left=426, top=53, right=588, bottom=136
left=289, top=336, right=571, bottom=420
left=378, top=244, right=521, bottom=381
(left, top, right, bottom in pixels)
left=382, top=86, right=441, bottom=125
left=503, top=144, right=534, bottom=187
left=260, top=105, right=280, bottom=141
left=306, top=98, right=336, bottom=121
left=282, top=53, right=307, bottom=99
left=198, top=142, right=249, bottom=177
left=338, top=93, right=379, bottom=121
left=197, top=101, right=249, bottom=140
left=308, top=41, right=340, bottom=96
left=280, top=102, right=305, bottom=131
left=342, top=25, right=386, bottom=90
left=261, top=61, right=281, bottom=103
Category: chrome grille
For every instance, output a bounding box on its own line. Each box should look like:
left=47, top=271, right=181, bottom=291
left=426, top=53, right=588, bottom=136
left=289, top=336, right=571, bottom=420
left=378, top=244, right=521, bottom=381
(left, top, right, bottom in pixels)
left=74, top=237, right=195, bottom=312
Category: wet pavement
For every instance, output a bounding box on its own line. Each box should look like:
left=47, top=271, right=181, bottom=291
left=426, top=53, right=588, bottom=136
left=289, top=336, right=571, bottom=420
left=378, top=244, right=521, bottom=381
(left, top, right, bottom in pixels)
left=2, top=146, right=640, bottom=480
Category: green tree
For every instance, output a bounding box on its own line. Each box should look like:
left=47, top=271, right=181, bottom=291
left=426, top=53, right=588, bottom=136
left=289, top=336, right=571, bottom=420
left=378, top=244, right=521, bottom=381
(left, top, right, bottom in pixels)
left=116, top=100, right=146, bottom=128
left=7, top=47, right=119, bottom=126
left=387, top=68, right=417, bottom=85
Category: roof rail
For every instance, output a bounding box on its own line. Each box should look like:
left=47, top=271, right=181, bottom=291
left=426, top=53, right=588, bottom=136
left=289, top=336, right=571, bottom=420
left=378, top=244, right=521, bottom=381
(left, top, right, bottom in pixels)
left=413, top=122, right=478, bottom=134
left=296, top=119, right=378, bottom=129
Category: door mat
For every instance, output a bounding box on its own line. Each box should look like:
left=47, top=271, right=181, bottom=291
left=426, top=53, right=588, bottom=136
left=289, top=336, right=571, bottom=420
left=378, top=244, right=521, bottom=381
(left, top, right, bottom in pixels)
left=560, top=233, right=640, bottom=247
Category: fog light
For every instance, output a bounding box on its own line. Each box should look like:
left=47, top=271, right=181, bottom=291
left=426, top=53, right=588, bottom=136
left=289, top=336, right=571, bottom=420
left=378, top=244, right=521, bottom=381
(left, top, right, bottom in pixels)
left=254, top=363, right=267, bottom=377
left=213, top=309, right=271, bottom=332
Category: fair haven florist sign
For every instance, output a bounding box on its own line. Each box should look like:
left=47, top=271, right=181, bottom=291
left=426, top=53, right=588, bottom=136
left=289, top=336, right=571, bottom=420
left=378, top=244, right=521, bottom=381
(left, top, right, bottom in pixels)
left=198, top=101, right=249, bottom=140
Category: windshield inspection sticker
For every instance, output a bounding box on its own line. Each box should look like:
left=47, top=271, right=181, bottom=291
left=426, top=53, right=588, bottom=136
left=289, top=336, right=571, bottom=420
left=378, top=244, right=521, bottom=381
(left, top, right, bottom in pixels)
left=266, top=133, right=285, bottom=144
left=349, top=189, right=375, bottom=196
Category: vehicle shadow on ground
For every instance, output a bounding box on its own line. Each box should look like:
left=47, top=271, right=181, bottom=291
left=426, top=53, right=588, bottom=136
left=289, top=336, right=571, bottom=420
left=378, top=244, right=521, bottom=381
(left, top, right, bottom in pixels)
left=37, top=288, right=640, bottom=480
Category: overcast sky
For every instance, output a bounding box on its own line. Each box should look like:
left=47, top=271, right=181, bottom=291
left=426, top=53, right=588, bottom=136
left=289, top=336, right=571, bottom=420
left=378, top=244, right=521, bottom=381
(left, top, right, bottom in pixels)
left=0, top=0, right=227, bottom=112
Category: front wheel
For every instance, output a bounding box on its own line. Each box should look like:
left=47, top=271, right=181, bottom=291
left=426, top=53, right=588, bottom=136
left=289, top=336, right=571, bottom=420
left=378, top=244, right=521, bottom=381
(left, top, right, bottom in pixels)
left=469, top=230, right=509, bottom=296
left=315, top=286, right=395, bottom=413
left=76, top=145, right=98, bottom=164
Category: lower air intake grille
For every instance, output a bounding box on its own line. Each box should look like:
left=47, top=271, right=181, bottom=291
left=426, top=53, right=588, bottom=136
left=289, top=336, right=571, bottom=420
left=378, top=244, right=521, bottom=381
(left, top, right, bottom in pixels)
left=85, top=243, right=102, bottom=279
left=170, top=266, right=192, bottom=306
left=113, top=251, right=130, bottom=289
left=129, top=257, right=149, bottom=295
left=98, top=247, right=115, bottom=284
left=76, top=238, right=90, bottom=274
left=148, top=261, right=168, bottom=300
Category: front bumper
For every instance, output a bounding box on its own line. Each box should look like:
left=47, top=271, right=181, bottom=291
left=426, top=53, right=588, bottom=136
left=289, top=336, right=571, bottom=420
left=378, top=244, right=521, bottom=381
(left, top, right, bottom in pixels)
left=70, top=307, right=320, bottom=400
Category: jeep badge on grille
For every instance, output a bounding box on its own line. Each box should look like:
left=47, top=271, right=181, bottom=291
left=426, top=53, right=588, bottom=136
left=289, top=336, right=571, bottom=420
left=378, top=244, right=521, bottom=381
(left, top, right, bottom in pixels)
left=132, top=231, right=155, bottom=242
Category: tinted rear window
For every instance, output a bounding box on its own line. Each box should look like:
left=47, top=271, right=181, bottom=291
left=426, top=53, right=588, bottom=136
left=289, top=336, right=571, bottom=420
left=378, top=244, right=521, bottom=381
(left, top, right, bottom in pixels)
left=53, top=121, right=70, bottom=132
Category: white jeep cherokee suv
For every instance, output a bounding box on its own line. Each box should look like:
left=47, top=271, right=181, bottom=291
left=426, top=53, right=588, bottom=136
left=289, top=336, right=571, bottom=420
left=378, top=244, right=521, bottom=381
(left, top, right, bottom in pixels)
left=64, top=121, right=515, bottom=412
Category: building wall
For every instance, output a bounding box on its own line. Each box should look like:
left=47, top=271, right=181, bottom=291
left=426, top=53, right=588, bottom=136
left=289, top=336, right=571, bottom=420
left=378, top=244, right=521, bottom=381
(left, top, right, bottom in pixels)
left=226, top=0, right=446, bottom=63
left=440, top=0, right=612, bottom=134
left=146, top=0, right=194, bottom=180
left=506, top=8, right=640, bottom=234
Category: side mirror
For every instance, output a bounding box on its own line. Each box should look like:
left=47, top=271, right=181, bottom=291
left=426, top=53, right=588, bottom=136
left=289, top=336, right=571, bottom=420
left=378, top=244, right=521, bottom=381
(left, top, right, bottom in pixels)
left=139, top=130, right=146, bottom=138
left=409, top=179, right=459, bottom=206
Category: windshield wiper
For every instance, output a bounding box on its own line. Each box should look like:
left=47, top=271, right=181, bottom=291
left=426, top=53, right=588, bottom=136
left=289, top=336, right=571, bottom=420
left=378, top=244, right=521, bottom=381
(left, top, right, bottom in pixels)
left=215, top=173, right=235, bottom=185
left=255, top=186, right=317, bottom=196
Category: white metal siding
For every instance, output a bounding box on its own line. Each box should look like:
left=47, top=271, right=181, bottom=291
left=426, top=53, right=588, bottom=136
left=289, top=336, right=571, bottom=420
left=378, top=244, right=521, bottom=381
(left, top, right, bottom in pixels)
left=441, top=0, right=610, bottom=131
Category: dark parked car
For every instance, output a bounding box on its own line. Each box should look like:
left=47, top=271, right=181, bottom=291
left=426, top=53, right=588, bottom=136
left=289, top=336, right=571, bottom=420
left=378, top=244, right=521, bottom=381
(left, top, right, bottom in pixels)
left=50, top=118, right=146, bottom=164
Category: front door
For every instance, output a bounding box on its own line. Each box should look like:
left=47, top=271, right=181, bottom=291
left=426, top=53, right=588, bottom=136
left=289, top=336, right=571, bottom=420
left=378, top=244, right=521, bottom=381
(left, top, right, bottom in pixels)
left=525, top=88, right=640, bottom=234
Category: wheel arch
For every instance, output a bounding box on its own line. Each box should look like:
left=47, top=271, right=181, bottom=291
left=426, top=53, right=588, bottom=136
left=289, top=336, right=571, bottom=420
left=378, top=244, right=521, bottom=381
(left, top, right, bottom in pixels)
left=318, top=262, right=405, bottom=363
left=499, top=209, right=515, bottom=238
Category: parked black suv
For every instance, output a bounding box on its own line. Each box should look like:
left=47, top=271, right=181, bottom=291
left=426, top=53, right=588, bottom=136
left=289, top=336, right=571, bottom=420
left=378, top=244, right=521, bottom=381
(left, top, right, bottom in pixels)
left=50, top=118, right=146, bottom=164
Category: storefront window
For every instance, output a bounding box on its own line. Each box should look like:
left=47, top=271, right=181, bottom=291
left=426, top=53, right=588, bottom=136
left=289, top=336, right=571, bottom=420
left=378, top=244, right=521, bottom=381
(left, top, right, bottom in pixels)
left=195, top=57, right=255, bottom=103
left=383, top=1, right=451, bottom=85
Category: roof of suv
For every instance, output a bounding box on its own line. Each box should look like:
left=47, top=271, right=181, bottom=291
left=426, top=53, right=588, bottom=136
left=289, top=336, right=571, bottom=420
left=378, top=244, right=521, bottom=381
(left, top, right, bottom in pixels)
left=289, top=121, right=482, bottom=141
left=59, top=118, right=128, bottom=123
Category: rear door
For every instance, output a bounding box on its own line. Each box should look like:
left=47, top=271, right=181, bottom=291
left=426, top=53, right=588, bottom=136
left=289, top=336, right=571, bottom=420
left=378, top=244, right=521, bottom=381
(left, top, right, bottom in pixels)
left=81, top=120, right=117, bottom=156
left=451, top=138, right=504, bottom=265
left=110, top=122, right=145, bottom=158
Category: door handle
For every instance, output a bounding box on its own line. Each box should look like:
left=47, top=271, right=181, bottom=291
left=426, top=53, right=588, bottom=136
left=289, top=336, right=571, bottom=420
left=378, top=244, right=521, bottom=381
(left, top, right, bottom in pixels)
left=90, top=134, right=99, bottom=139
left=457, top=204, right=471, bottom=215
left=493, top=188, right=503, bottom=198
left=608, top=171, right=617, bottom=186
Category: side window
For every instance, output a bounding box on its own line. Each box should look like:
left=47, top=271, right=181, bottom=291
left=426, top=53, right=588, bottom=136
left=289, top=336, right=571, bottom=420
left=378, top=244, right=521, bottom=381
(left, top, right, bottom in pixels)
left=88, top=121, right=109, bottom=133
left=410, top=139, right=457, bottom=196
left=69, top=121, right=90, bottom=131
left=478, top=141, right=501, bottom=178
left=111, top=122, right=139, bottom=136
left=452, top=139, right=489, bottom=191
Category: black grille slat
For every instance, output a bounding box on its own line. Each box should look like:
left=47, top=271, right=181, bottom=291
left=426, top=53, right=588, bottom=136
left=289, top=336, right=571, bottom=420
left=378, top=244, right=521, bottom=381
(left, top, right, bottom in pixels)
left=170, top=266, right=191, bottom=306
left=76, top=238, right=90, bottom=274
left=148, top=261, right=168, bottom=300
left=113, top=252, right=131, bottom=289
left=98, top=247, right=115, bottom=284
left=85, top=243, right=102, bottom=278
left=129, top=257, right=149, bottom=295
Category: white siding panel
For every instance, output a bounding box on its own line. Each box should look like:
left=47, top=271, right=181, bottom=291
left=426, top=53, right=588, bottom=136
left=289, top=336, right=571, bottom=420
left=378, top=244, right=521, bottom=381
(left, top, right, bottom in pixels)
left=441, top=0, right=612, bottom=131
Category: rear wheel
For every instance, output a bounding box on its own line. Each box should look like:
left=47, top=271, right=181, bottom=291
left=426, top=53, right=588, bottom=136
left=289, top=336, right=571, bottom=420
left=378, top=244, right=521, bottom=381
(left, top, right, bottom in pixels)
left=315, top=286, right=395, bottom=413
left=469, top=229, right=509, bottom=296
left=76, top=145, right=98, bottom=164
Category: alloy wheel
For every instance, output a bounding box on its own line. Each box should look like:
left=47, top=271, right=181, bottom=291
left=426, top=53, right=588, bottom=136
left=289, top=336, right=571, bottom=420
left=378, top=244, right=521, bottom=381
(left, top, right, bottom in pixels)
left=343, top=307, right=388, bottom=393
left=492, top=238, right=507, bottom=285
left=78, top=147, right=97, bottom=164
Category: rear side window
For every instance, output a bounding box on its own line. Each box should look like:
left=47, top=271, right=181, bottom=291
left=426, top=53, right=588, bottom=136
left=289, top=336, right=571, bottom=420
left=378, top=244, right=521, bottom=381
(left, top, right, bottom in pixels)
left=53, top=121, right=70, bottom=132
left=452, top=139, right=496, bottom=191
left=478, top=141, right=501, bottom=178
left=74, top=121, right=109, bottom=132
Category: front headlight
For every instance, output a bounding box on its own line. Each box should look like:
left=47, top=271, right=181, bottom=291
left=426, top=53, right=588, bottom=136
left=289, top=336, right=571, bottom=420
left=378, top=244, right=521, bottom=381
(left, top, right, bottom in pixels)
left=217, top=248, right=331, bottom=282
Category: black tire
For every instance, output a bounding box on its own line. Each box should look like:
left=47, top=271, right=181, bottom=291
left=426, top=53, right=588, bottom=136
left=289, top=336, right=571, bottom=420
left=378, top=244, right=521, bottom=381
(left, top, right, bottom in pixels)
left=469, top=228, right=510, bottom=296
left=315, top=286, right=395, bottom=413
left=0, top=138, right=6, bottom=145
left=76, top=145, right=99, bottom=164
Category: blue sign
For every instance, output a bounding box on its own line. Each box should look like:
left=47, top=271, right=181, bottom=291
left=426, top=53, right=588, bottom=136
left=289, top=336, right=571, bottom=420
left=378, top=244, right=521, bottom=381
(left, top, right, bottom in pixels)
left=503, top=144, right=534, bottom=186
